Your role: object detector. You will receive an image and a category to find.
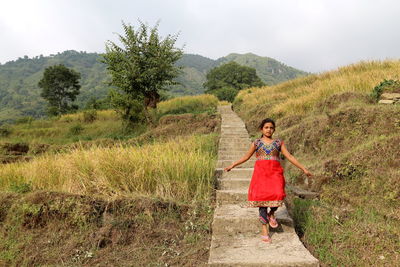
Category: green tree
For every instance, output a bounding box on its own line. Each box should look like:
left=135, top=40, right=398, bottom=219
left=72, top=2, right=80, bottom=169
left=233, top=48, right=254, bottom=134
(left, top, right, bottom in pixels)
left=203, top=61, right=264, bottom=101
left=101, top=21, right=183, bottom=125
left=38, top=64, right=81, bottom=116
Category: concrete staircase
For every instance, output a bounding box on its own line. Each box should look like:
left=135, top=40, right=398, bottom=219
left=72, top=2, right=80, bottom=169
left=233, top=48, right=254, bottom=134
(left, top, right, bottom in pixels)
left=208, top=104, right=319, bottom=266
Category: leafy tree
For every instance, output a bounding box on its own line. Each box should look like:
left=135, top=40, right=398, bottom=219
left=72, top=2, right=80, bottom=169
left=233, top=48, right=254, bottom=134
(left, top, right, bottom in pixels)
left=38, top=64, right=81, bottom=115
left=203, top=61, right=264, bottom=101
left=101, top=21, right=183, bottom=125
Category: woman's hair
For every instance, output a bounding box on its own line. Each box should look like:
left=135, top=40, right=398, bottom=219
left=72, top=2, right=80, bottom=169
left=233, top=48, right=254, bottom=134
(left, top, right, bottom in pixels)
left=259, top=118, right=276, bottom=138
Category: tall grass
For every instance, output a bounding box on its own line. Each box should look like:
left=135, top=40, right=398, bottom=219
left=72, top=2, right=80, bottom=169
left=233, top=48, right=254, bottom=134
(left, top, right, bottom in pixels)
left=0, top=134, right=218, bottom=203
left=2, top=110, right=123, bottom=145
left=157, top=94, right=219, bottom=116
left=235, top=60, right=400, bottom=119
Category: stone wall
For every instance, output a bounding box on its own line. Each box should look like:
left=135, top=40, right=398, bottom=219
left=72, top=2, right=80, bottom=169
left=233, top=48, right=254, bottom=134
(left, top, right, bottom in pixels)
left=378, top=93, right=400, bottom=104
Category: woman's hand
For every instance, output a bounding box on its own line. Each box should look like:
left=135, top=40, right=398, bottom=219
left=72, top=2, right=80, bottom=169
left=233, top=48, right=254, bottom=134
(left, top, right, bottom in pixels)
left=224, top=165, right=234, bottom=172
left=303, top=169, right=313, bottom=177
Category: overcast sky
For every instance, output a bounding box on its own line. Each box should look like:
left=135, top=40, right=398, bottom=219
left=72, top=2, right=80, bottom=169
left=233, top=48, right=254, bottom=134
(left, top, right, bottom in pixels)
left=1, top=0, right=399, bottom=72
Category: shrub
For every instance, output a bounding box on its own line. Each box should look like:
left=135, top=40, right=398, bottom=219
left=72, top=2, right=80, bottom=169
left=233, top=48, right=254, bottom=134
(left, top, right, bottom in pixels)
left=69, top=124, right=84, bottom=135
left=370, top=79, right=400, bottom=102
left=82, top=110, right=97, bottom=123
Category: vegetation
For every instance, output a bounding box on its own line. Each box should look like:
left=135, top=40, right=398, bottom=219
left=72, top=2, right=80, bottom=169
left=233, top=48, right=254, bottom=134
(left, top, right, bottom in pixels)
left=204, top=61, right=264, bottom=102
left=0, top=94, right=220, bottom=266
left=157, top=94, right=218, bottom=117
left=38, top=64, right=81, bottom=115
left=233, top=60, right=400, bottom=266
left=0, top=51, right=308, bottom=125
left=0, top=192, right=213, bottom=266
left=101, top=21, right=183, bottom=125
left=0, top=134, right=217, bottom=202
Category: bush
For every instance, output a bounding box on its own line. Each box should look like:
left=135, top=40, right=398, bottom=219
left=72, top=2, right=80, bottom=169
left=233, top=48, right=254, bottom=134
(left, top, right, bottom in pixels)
left=0, top=125, right=12, bottom=137
left=210, top=87, right=239, bottom=102
left=69, top=124, right=84, bottom=135
left=82, top=110, right=97, bottom=123
left=370, top=79, right=400, bottom=102
left=9, top=181, right=32, bottom=193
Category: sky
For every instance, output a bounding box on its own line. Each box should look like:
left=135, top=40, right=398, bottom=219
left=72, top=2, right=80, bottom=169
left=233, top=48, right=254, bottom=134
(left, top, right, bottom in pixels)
left=1, top=0, right=400, bottom=73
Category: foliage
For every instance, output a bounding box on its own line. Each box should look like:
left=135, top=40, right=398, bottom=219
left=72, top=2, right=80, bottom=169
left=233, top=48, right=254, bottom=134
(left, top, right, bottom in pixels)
left=101, top=20, right=183, bottom=125
left=38, top=64, right=81, bottom=116
left=203, top=61, right=264, bottom=102
left=204, top=61, right=264, bottom=91
left=370, top=79, right=400, bottom=102
left=210, top=87, right=239, bottom=102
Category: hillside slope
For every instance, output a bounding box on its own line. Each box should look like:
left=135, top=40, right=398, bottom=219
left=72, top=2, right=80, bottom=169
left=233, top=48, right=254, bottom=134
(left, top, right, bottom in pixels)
left=233, top=60, right=400, bottom=266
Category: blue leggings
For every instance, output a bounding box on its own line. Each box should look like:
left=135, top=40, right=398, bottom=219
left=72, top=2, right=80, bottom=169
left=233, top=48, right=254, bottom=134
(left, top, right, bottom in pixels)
left=259, top=207, right=278, bottom=225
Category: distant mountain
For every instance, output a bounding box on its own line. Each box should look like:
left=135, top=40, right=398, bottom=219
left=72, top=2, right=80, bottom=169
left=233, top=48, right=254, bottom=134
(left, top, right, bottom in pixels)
left=216, top=53, right=309, bottom=85
left=0, top=50, right=309, bottom=124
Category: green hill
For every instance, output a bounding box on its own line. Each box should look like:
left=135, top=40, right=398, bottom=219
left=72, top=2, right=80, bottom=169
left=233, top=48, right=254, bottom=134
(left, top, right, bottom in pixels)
left=0, top=50, right=308, bottom=124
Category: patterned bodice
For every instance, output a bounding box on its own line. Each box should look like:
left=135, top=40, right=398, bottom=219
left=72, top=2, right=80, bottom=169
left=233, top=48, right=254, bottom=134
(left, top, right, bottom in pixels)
left=253, top=138, right=283, bottom=161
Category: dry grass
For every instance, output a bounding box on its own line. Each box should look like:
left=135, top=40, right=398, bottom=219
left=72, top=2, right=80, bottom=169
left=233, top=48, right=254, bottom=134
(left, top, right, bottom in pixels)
left=157, top=94, right=219, bottom=116
left=0, top=134, right=218, bottom=203
left=235, top=60, right=400, bottom=119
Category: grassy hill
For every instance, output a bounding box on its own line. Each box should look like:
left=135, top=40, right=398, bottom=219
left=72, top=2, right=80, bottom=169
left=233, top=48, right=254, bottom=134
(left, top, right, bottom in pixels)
left=233, top=60, right=400, bottom=266
left=0, top=50, right=308, bottom=124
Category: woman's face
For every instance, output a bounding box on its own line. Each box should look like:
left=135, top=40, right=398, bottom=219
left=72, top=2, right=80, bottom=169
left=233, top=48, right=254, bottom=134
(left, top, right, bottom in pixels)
left=261, top=122, right=275, bottom=138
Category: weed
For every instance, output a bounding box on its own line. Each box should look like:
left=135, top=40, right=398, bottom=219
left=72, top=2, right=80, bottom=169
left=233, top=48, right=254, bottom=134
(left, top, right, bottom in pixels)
left=69, top=124, right=84, bottom=135
left=82, top=109, right=97, bottom=123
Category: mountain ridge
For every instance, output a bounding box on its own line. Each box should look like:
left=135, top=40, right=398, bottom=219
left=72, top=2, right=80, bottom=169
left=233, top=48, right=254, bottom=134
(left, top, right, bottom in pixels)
left=0, top=50, right=309, bottom=124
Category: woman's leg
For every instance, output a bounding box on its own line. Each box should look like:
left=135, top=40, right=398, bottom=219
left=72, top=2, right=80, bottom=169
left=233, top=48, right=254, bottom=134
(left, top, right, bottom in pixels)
left=269, top=207, right=278, bottom=215
left=259, top=207, right=270, bottom=239
left=267, top=207, right=279, bottom=228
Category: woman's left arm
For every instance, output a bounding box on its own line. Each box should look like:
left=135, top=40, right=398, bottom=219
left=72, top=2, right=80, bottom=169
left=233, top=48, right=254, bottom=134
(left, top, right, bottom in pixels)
left=281, top=142, right=312, bottom=177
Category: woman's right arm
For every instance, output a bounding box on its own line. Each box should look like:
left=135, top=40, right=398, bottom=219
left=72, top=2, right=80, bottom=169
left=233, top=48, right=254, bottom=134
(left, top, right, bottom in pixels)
left=224, top=142, right=256, bottom=172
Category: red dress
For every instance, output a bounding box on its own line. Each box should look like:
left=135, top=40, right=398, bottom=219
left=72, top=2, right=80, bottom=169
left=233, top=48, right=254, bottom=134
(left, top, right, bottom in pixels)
left=247, top=138, right=286, bottom=207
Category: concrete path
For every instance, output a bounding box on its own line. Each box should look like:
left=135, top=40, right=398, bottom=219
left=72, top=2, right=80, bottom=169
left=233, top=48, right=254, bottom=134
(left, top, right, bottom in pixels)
left=208, top=104, right=319, bottom=266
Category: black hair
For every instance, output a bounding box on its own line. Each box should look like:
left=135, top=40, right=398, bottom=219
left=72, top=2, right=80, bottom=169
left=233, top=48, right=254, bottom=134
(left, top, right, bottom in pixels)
left=258, top=118, right=276, bottom=138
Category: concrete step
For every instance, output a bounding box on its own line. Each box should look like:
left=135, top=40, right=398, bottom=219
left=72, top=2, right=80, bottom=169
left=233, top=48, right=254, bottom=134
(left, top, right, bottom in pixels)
left=211, top=204, right=294, bottom=236
left=216, top=160, right=255, bottom=168
left=216, top=189, right=247, bottom=205
left=210, top=104, right=320, bottom=266
left=218, top=178, right=250, bottom=190
left=221, top=168, right=254, bottom=179
left=208, top=233, right=319, bottom=266
left=217, top=178, right=250, bottom=190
